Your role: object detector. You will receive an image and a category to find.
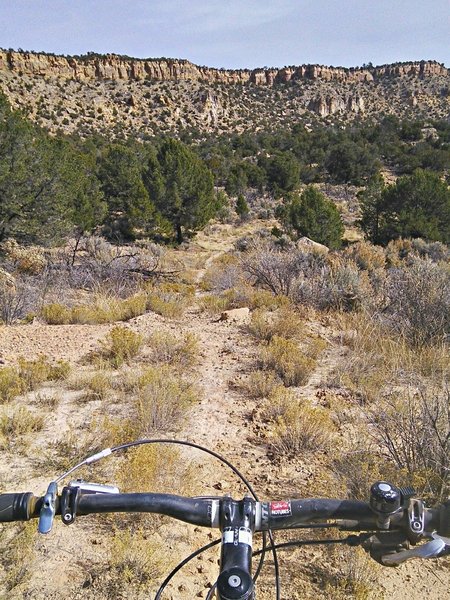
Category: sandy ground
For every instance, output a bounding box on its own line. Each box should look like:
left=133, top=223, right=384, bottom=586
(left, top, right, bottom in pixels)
left=0, top=224, right=448, bottom=599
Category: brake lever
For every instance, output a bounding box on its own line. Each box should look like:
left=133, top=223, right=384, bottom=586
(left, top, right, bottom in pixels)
left=38, top=481, right=57, bottom=534
left=381, top=533, right=449, bottom=566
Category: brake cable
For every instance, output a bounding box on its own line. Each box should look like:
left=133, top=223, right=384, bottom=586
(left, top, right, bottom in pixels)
left=155, top=532, right=369, bottom=599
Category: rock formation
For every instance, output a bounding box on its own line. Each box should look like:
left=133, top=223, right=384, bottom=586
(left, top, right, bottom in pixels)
left=0, top=49, right=447, bottom=85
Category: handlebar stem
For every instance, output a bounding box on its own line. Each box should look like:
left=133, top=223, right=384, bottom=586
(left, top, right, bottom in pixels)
left=217, top=496, right=256, bottom=600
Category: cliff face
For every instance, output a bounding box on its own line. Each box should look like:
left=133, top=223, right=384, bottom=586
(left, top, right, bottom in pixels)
left=0, top=50, right=448, bottom=138
left=0, top=49, right=447, bottom=85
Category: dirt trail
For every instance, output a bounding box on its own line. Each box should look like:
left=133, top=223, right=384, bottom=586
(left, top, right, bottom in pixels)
left=0, top=223, right=448, bottom=599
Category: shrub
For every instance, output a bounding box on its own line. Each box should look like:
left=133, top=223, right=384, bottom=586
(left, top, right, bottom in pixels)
left=292, top=259, right=373, bottom=312
left=383, top=257, right=450, bottom=346
left=202, top=254, right=243, bottom=292
left=0, top=406, right=44, bottom=440
left=147, top=331, right=198, bottom=369
left=245, top=370, right=279, bottom=399
left=248, top=307, right=304, bottom=341
left=282, top=186, right=344, bottom=249
left=100, top=326, right=143, bottom=367
left=0, top=367, right=24, bottom=403
left=410, top=238, right=449, bottom=263
left=260, top=336, right=316, bottom=386
left=136, top=366, right=198, bottom=433
left=0, top=274, right=25, bottom=325
left=267, top=398, right=334, bottom=457
left=241, top=243, right=311, bottom=296
left=369, top=385, right=449, bottom=501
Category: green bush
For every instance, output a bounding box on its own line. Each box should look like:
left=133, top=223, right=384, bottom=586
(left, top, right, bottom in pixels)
left=282, top=186, right=344, bottom=249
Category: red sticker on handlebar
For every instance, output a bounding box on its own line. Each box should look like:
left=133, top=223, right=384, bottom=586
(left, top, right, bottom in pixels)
left=270, top=501, right=291, bottom=517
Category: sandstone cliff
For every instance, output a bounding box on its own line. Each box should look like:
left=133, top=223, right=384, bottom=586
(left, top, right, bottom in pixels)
left=0, top=49, right=447, bottom=85
left=0, top=50, right=448, bottom=138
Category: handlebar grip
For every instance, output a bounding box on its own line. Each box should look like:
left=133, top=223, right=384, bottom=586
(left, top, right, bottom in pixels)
left=0, top=493, right=35, bottom=522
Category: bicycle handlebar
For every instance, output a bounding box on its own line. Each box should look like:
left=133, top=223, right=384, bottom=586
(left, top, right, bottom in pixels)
left=1, top=486, right=449, bottom=599
left=1, top=489, right=448, bottom=538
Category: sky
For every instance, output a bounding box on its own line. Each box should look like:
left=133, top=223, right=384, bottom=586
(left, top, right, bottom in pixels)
left=1, top=0, right=449, bottom=69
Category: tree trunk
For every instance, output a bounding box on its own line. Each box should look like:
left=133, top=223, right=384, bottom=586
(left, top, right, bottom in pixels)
left=176, top=223, right=183, bottom=244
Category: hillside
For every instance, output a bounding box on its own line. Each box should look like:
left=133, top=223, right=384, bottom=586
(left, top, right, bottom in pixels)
left=0, top=49, right=449, bottom=138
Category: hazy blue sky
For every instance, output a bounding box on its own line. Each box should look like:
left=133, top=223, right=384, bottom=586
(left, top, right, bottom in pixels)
left=1, top=0, right=449, bottom=68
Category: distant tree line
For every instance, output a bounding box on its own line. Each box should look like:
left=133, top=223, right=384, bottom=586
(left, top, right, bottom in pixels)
left=0, top=92, right=448, bottom=247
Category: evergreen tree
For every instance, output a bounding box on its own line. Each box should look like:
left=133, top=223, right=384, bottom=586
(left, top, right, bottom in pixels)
left=0, top=97, right=98, bottom=244
left=358, top=173, right=386, bottom=244
left=283, top=186, right=344, bottom=249
left=361, top=169, right=450, bottom=244
left=235, top=193, right=250, bottom=220
left=145, top=139, right=216, bottom=243
left=98, top=143, right=155, bottom=240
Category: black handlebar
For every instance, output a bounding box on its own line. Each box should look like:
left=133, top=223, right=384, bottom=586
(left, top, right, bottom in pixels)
left=77, top=493, right=212, bottom=526
left=0, top=490, right=448, bottom=538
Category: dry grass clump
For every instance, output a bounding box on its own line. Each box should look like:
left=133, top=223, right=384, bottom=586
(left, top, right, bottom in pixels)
left=260, top=336, right=316, bottom=386
left=0, top=367, right=24, bottom=403
left=319, top=546, right=380, bottom=600
left=147, top=331, right=199, bottom=369
left=135, top=366, right=199, bottom=434
left=332, top=312, right=448, bottom=401
left=0, top=357, right=70, bottom=404
left=146, top=282, right=194, bottom=319
left=41, top=292, right=148, bottom=325
left=263, top=388, right=335, bottom=457
left=332, top=448, right=392, bottom=500
left=199, top=293, right=231, bottom=315
left=0, top=239, right=46, bottom=274
left=245, top=370, right=280, bottom=399
left=386, top=237, right=449, bottom=266
left=0, top=521, right=36, bottom=593
left=18, top=356, right=71, bottom=389
left=72, top=370, right=113, bottom=402
left=0, top=406, right=44, bottom=447
left=99, top=326, right=143, bottom=368
left=42, top=426, right=110, bottom=473
left=248, top=307, right=304, bottom=341
left=103, top=529, right=167, bottom=596
left=34, top=391, right=61, bottom=409
left=246, top=289, right=291, bottom=310
left=343, top=240, right=386, bottom=272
